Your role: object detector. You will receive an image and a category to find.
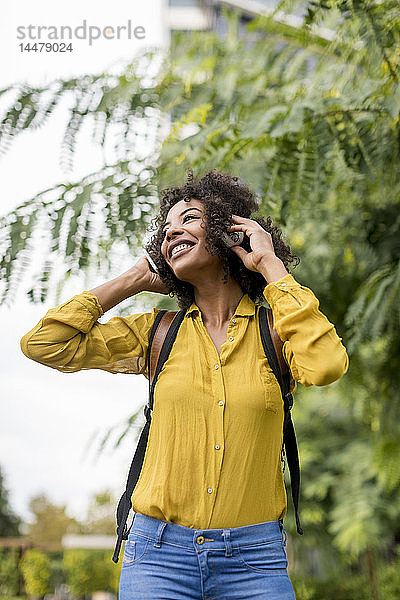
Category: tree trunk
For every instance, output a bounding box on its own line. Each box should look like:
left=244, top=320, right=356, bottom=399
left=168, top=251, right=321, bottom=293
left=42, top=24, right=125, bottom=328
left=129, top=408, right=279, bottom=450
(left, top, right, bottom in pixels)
left=364, top=547, right=380, bottom=600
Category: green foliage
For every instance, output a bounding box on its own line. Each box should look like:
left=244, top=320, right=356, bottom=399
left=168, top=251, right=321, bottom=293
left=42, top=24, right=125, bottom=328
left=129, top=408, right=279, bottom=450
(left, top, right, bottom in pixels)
left=291, top=547, right=400, bottom=600
left=379, top=548, right=400, bottom=599
left=0, top=547, right=121, bottom=599
left=63, top=549, right=117, bottom=596
left=20, top=549, right=52, bottom=598
left=47, top=553, right=66, bottom=590
left=282, top=380, right=400, bottom=572
left=0, top=160, right=158, bottom=305
left=0, top=467, right=22, bottom=536
left=0, top=548, right=20, bottom=597
left=291, top=571, right=371, bottom=600
left=0, top=51, right=163, bottom=305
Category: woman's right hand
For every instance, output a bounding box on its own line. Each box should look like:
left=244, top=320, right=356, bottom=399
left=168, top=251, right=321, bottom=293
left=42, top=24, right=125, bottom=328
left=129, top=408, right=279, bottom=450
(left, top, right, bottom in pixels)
left=134, top=256, right=170, bottom=295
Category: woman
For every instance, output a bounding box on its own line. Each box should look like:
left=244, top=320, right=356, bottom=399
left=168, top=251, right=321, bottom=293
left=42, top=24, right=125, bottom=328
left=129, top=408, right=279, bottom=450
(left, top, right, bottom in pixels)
left=20, top=169, right=349, bottom=599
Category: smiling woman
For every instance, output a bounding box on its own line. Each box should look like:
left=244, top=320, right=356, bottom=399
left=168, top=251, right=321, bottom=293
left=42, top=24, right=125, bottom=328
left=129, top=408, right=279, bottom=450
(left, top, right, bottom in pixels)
left=20, top=168, right=349, bottom=600
left=144, top=168, right=300, bottom=316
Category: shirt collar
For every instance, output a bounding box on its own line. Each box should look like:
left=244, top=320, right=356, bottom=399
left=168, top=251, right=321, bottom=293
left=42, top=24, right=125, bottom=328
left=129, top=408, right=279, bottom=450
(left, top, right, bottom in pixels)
left=184, top=292, right=256, bottom=319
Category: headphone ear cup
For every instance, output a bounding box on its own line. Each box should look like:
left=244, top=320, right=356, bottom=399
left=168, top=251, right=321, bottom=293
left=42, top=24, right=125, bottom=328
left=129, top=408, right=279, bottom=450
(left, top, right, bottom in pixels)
left=143, top=248, right=160, bottom=274
left=221, top=230, right=245, bottom=248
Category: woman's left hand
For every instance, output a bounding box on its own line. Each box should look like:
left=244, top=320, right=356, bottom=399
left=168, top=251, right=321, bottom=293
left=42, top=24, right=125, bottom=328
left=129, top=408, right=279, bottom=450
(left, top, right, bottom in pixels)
left=228, top=214, right=286, bottom=275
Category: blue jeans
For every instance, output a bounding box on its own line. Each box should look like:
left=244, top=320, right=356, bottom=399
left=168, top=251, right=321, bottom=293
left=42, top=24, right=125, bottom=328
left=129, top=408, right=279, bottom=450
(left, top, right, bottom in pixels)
left=118, top=512, right=296, bottom=599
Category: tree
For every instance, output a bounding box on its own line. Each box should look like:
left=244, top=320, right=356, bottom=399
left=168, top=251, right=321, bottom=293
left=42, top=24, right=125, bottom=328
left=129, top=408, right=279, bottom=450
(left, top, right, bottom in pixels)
left=27, top=494, right=81, bottom=545
left=0, top=466, right=22, bottom=536
left=82, top=489, right=117, bottom=535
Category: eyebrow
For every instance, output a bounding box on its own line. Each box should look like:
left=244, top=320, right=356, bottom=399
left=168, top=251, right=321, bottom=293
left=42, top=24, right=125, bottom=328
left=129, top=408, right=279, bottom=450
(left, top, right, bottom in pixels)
left=162, top=207, right=202, bottom=230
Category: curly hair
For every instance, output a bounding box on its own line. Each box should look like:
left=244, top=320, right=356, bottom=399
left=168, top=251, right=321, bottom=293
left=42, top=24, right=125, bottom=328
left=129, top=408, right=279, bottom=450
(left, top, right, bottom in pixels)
left=144, top=168, right=300, bottom=311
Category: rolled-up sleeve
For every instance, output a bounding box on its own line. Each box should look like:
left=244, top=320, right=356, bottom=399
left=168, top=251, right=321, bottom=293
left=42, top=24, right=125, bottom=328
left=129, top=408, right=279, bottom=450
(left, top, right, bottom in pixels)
left=20, top=290, right=159, bottom=376
left=263, top=274, right=349, bottom=387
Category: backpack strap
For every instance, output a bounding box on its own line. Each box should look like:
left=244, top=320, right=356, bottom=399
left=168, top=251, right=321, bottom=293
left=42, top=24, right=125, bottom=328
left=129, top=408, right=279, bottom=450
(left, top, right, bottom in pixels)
left=148, top=311, right=178, bottom=384
left=148, top=311, right=185, bottom=413
left=266, top=308, right=288, bottom=376
left=258, top=306, right=303, bottom=536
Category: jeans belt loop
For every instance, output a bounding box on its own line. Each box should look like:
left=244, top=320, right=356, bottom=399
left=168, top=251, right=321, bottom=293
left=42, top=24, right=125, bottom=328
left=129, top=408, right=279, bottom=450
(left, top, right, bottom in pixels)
left=222, top=529, right=232, bottom=557
left=153, top=520, right=167, bottom=548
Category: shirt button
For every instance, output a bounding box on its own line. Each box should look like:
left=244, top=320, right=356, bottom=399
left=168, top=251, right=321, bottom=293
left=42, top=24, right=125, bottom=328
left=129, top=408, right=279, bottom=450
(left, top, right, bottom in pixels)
left=228, top=336, right=234, bottom=342
left=218, top=400, right=224, bottom=406
left=207, top=488, right=213, bottom=494
left=232, top=318, right=236, bottom=323
left=214, top=444, right=220, bottom=450
left=214, top=364, right=219, bottom=370
left=280, top=283, right=287, bottom=287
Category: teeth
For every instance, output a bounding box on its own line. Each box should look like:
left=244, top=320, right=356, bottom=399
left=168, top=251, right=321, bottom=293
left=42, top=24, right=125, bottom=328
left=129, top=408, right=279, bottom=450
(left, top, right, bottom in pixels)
left=171, top=243, right=193, bottom=257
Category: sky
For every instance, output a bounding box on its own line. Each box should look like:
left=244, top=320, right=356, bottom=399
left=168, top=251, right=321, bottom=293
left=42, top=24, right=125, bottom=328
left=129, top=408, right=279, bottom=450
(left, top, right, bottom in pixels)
left=0, top=0, right=168, bottom=528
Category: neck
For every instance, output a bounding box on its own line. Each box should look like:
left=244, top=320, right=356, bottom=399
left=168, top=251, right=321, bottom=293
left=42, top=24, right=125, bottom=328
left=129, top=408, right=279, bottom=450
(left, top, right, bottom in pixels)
left=192, top=276, right=244, bottom=329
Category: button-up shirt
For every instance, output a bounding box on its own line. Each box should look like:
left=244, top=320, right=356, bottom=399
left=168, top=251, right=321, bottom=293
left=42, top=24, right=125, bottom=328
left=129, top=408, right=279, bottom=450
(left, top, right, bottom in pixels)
left=20, top=273, right=349, bottom=529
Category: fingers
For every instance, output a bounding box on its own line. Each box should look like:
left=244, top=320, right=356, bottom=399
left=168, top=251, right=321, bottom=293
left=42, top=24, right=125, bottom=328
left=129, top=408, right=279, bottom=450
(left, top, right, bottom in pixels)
left=230, top=245, right=247, bottom=259
left=229, top=217, right=272, bottom=240
left=229, top=214, right=258, bottom=232
left=231, top=214, right=250, bottom=222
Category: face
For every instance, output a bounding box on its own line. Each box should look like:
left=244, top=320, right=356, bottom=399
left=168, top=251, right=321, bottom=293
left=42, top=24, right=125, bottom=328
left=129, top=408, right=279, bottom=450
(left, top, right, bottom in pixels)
left=160, top=198, right=221, bottom=283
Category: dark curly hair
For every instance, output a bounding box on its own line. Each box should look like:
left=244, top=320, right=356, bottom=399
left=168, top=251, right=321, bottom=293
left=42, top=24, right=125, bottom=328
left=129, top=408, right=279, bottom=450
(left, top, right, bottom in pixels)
left=144, top=168, right=300, bottom=311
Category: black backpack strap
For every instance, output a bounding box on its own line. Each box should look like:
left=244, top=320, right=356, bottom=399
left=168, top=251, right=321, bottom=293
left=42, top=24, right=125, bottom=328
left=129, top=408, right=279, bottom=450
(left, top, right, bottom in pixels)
left=258, top=306, right=304, bottom=536
left=112, top=309, right=185, bottom=563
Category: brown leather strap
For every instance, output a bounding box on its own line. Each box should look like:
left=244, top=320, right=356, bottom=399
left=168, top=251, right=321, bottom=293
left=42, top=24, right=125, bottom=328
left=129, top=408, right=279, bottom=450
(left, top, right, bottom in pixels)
left=266, top=308, right=288, bottom=376
left=149, top=311, right=178, bottom=385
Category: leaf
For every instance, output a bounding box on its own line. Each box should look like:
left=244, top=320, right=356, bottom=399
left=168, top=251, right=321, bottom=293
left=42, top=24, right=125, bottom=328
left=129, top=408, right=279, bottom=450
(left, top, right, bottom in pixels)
left=241, top=105, right=288, bottom=139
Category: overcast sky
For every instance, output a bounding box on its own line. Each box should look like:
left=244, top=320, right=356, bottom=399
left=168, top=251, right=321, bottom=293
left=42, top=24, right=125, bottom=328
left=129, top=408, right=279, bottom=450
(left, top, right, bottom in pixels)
left=0, top=0, right=167, bottom=528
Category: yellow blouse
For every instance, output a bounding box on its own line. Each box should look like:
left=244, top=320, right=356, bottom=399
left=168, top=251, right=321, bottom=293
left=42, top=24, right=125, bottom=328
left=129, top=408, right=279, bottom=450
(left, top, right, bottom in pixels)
left=20, top=273, right=349, bottom=529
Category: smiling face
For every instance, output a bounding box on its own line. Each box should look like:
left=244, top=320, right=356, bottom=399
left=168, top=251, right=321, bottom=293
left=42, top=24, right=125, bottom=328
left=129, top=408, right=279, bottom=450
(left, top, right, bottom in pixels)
left=160, top=198, right=222, bottom=283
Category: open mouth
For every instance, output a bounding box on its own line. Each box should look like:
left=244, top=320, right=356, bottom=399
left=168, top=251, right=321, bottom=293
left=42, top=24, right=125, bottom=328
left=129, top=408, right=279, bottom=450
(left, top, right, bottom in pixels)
left=170, top=243, right=195, bottom=260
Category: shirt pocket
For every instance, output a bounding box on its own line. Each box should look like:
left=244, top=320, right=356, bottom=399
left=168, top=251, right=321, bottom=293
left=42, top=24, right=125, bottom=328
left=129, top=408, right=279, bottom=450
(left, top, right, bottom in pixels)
left=259, top=361, right=283, bottom=415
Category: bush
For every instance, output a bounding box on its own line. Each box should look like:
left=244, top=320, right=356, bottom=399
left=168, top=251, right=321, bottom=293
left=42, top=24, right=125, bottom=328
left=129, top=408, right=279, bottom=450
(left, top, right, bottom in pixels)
left=0, top=548, right=21, bottom=597
left=378, top=550, right=400, bottom=600
left=20, top=549, right=52, bottom=598
left=291, top=552, right=400, bottom=600
left=291, top=572, right=370, bottom=600
left=63, top=549, right=116, bottom=597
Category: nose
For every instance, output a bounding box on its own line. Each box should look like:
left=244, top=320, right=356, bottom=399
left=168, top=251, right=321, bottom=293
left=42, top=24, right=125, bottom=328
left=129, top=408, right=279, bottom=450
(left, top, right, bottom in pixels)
left=165, top=224, right=184, bottom=242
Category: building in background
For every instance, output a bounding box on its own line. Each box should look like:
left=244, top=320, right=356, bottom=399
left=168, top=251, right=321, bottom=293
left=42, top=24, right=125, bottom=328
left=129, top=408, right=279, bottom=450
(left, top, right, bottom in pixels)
left=166, top=0, right=281, bottom=36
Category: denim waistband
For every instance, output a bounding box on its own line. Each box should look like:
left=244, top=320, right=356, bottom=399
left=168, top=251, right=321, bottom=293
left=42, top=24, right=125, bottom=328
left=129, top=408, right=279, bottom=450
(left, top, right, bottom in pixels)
left=129, top=513, right=287, bottom=554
